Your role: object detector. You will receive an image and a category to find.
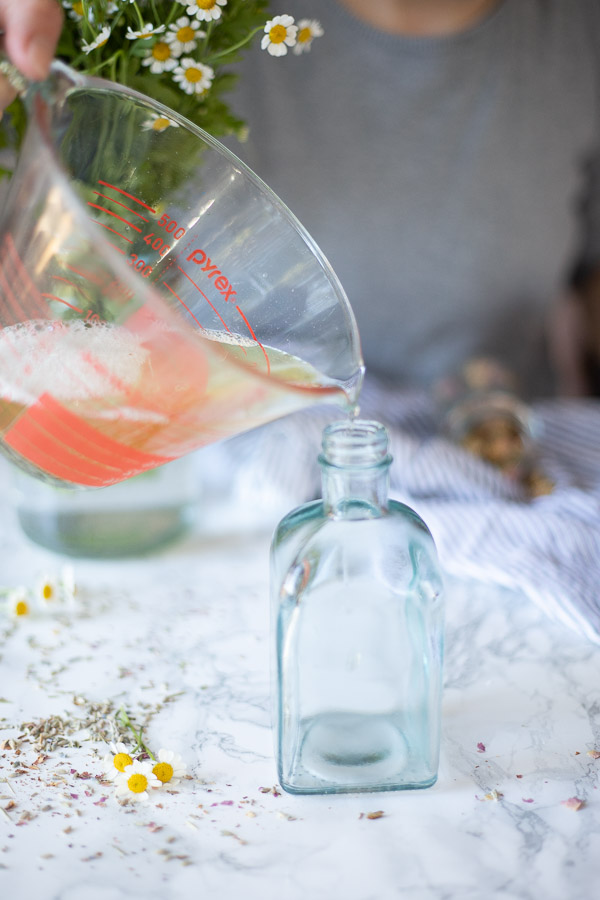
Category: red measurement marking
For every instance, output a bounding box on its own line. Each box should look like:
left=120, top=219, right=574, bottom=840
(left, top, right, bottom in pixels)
left=90, top=220, right=133, bottom=243
left=80, top=350, right=137, bottom=399
left=4, top=233, right=42, bottom=301
left=98, top=180, right=156, bottom=213
left=40, top=293, right=84, bottom=313
left=235, top=305, right=270, bottom=375
left=107, top=242, right=127, bottom=255
left=4, top=393, right=174, bottom=487
left=0, top=234, right=47, bottom=320
left=64, top=264, right=104, bottom=286
left=0, top=263, right=24, bottom=322
left=175, top=266, right=231, bottom=334
left=93, top=191, right=150, bottom=222
left=87, top=203, right=142, bottom=233
left=161, top=282, right=205, bottom=332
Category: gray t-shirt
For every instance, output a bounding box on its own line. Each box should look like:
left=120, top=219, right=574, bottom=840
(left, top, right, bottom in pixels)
left=228, top=0, right=600, bottom=398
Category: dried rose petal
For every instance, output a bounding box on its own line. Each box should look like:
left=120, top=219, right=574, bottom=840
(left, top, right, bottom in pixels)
left=587, top=750, right=600, bottom=760
left=477, top=742, right=486, bottom=753
left=561, top=797, right=584, bottom=811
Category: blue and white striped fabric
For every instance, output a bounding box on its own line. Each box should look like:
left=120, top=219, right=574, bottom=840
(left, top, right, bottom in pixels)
left=216, top=376, right=600, bottom=644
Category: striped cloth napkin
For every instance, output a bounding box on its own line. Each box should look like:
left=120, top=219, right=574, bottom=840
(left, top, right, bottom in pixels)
left=212, top=375, right=600, bottom=644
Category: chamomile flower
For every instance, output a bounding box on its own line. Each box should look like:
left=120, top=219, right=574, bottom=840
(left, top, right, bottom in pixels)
left=62, top=0, right=86, bottom=22
left=142, top=113, right=181, bottom=132
left=261, top=15, right=297, bottom=57
left=102, top=741, right=136, bottom=781
left=142, top=41, right=179, bottom=74
left=82, top=26, right=111, bottom=54
left=173, top=58, right=214, bottom=95
left=185, top=0, right=227, bottom=23
left=6, top=587, right=30, bottom=619
left=166, top=17, right=204, bottom=56
left=293, top=19, right=324, bottom=55
left=114, top=760, right=160, bottom=802
left=152, top=749, right=187, bottom=785
left=36, top=573, right=60, bottom=607
left=60, top=565, right=76, bottom=606
left=126, top=23, right=166, bottom=41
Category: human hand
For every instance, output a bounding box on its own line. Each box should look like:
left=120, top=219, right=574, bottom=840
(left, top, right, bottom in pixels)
left=0, top=0, right=63, bottom=109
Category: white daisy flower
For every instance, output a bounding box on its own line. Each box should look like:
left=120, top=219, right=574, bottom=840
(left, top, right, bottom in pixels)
left=62, top=1, right=86, bottom=22
left=152, top=749, right=187, bottom=785
left=142, top=40, right=179, bottom=74
left=114, top=760, right=160, bottom=802
left=166, top=17, right=204, bottom=56
left=142, top=113, right=181, bottom=132
left=36, top=573, right=61, bottom=607
left=293, top=19, right=324, bottom=55
left=6, top=587, right=30, bottom=619
left=261, top=15, right=297, bottom=57
left=82, top=26, right=111, bottom=54
left=185, top=0, right=227, bottom=24
left=172, top=58, right=214, bottom=95
left=59, top=565, right=76, bottom=607
left=126, top=23, right=166, bottom=40
left=102, top=740, right=137, bottom=781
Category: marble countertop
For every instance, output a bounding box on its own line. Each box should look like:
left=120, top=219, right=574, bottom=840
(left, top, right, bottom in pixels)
left=0, top=463, right=599, bottom=900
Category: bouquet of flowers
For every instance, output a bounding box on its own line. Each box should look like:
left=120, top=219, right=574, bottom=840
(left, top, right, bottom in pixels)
left=0, top=1, right=323, bottom=174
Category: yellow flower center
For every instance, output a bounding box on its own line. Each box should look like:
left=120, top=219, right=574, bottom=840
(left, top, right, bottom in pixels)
left=153, top=42, right=171, bottom=61
left=152, top=117, right=171, bottom=131
left=177, top=26, right=195, bottom=43
left=269, top=24, right=288, bottom=44
left=15, top=599, right=29, bottom=616
left=197, top=0, right=216, bottom=9
left=127, top=772, right=148, bottom=794
left=73, top=1, right=83, bottom=14
left=184, top=67, right=203, bottom=84
left=113, top=752, right=133, bottom=772
left=153, top=762, right=174, bottom=783
left=298, top=27, right=311, bottom=44
left=42, top=583, right=54, bottom=601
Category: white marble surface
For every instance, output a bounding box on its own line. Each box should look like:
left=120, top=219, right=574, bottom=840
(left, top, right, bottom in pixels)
left=0, top=463, right=599, bottom=900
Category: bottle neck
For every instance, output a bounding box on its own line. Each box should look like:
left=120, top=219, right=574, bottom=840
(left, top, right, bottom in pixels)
left=319, top=420, right=392, bottom=517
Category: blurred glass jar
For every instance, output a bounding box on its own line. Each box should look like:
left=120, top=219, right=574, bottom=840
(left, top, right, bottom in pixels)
left=434, top=358, right=554, bottom=497
left=10, top=456, right=200, bottom=558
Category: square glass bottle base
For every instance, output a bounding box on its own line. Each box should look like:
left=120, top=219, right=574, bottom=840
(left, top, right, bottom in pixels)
left=279, top=711, right=438, bottom=795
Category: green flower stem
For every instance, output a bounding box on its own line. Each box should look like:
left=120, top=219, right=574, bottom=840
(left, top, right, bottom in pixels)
left=164, top=3, right=181, bottom=28
left=132, top=2, right=147, bottom=32
left=203, top=25, right=264, bottom=65
left=118, top=706, right=156, bottom=761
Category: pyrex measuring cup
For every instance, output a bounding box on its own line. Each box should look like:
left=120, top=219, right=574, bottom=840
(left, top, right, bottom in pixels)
left=0, top=60, right=363, bottom=489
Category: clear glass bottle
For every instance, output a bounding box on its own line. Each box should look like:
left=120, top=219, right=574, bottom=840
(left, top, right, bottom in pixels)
left=271, top=419, right=444, bottom=795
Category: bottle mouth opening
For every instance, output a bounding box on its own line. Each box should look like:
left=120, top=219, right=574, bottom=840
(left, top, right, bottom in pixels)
left=320, top=419, right=391, bottom=467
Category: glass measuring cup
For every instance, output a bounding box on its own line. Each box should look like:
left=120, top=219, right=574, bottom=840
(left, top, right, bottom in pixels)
left=0, top=60, right=363, bottom=489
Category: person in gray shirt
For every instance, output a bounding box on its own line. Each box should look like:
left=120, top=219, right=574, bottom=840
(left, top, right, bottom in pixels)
left=228, top=0, right=600, bottom=399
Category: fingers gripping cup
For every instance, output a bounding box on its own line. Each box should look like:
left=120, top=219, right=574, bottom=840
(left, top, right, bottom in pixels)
left=0, top=61, right=363, bottom=490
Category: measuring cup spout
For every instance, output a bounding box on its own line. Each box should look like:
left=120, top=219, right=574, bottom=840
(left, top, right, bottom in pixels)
left=0, top=60, right=363, bottom=488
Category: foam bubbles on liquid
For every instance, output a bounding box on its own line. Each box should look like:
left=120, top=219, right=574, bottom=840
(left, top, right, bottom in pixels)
left=0, top=319, right=149, bottom=406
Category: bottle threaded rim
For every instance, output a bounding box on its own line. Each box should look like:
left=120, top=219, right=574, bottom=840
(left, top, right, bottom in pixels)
left=320, top=419, right=391, bottom=467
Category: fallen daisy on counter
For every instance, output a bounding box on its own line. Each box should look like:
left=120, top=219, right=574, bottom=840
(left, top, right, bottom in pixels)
left=101, top=707, right=189, bottom=803
left=1, top=566, right=76, bottom=620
